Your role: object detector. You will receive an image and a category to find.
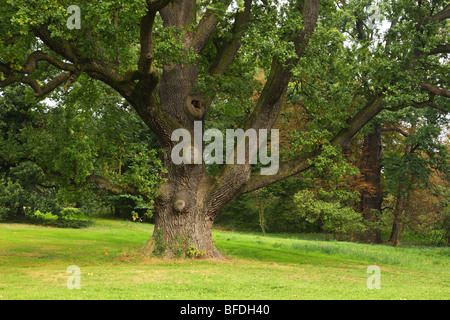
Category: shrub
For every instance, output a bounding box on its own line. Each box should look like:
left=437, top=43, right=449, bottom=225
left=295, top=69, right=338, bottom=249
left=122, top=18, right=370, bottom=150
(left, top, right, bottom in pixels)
left=294, top=190, right=366, bottom=241
left=0, top=178, right=26, bottom=221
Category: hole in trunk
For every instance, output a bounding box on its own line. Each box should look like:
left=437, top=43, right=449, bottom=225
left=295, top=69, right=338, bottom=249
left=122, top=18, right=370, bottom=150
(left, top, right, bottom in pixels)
left=191, top=99, right=201, bottom=109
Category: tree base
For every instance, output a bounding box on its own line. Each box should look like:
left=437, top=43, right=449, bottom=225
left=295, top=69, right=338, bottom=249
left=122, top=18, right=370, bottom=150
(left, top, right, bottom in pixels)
left=140, top=235, right=226, bottom=260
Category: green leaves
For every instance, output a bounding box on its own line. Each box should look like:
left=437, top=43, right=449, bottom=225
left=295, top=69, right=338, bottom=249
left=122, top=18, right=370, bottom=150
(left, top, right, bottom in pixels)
left=153, top=26, right=200, bottom=66
left=294, top=189, right=366, bottom=240
left=0, top=177, right=26, bottom=221
left=113, top=149, right=167, bottom=198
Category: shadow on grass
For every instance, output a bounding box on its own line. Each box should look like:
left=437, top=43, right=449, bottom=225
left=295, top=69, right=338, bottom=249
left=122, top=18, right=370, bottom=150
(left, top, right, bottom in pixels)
left=3, top=215, right=94, bottom=229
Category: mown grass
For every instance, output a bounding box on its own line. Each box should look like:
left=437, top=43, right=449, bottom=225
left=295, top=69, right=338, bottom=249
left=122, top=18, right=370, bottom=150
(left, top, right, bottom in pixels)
left=0, top=218, right=448, bottom=300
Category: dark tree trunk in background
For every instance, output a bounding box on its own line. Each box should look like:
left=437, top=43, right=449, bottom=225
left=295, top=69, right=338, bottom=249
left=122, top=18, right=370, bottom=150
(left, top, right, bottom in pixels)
left=389, top=146, right=412, bottom=247
left=358, top=122, right=383, bottom=244
left=389, top=192, right=404, bottom=247
left=16, top=205, right=26, bottom=220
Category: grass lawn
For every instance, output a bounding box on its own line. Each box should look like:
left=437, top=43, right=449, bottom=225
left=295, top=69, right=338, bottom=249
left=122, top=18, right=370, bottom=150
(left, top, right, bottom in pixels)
left=0, top=217, right=448, bottom=300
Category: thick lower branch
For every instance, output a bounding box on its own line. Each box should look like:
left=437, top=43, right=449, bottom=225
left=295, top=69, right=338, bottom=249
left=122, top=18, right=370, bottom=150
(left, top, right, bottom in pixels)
left=244, top=0, right=320, bottom=132
left=239, top=153, right=315, bottom=195
left=0, top=71, right=71, bottom=97
left=205, top=164, right=252, bottom=216
left=425, top=4, right=450, bottom=24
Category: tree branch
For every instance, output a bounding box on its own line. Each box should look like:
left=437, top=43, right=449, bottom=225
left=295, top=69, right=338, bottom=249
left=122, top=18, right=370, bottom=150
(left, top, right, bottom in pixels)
left=332, top=94, right=384, bottom=150
left=138, top=10, right=156, bottom=75
left=208, top=0, right=252, bottom=77
left=192, top=0, right=233, bottom=54
left=386, top=96, right=447, bottom=113
left=199, top=0, right=252, bottom=115
left=419, top=83, right=450, bottom=98
left=138, top=1, right=170, bottom=75
left=2, top=33, right=21, bottom=46
left=425, top=3, right=450, bottom=24
left=244, top=0, right=321, bottom=132
left=354, top=11, right=365, bottom=41
left=0, top=48, right=83, bottom=95
left=207, top=0, right=321, bottom=202
left=381, top=126, right=409, bottom=137
left=20, top=50, right=77, bottom=74
left=238, top=153, right=315, bottom=195
left=427, top=44, right=450, bottom=55
left=32, top=25, right=79, bottom=63
left=32, top=24, right=137, bottom=101
left=0, top=71, right=71, bottom=97
left=240, top=93, right=385, bottom=195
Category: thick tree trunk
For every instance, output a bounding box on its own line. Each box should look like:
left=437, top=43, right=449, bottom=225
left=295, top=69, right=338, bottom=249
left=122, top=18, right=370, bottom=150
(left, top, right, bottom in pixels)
left=139, top=135, right=252, bottom=259
left=139, top=130, right=235, bottom=259
left=358, top=122, right=383, bottom=244
left=140, top=170, right=229, bottom=259
left=141, top=197, right=223, bottom=259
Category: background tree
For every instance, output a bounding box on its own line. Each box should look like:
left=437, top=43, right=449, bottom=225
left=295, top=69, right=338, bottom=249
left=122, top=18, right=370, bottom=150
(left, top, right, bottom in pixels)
left=0, top=85, right=64, bottom=221
left=382, top=106, right=449, bottom=246
left=356, top=121, right=383, bottom=243
left=0, top=79, right=165, bottom=224
left=281, top=0, right=450, bottom=243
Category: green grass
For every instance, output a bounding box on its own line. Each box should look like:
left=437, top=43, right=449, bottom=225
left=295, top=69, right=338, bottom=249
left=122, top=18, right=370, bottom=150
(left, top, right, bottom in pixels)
left=0, top=218, right=448, bottom=300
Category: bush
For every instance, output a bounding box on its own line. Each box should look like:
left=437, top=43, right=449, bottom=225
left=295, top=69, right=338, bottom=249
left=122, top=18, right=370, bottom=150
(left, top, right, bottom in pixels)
left=0, top=162, right=63, bottom=222
left=294, top=190, right=366, bottom=241
left=404, top=212, right=449, bottom=246
left=0, top=178, right=26, bottom=221
left=107, top=194, right=154, bottom=222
